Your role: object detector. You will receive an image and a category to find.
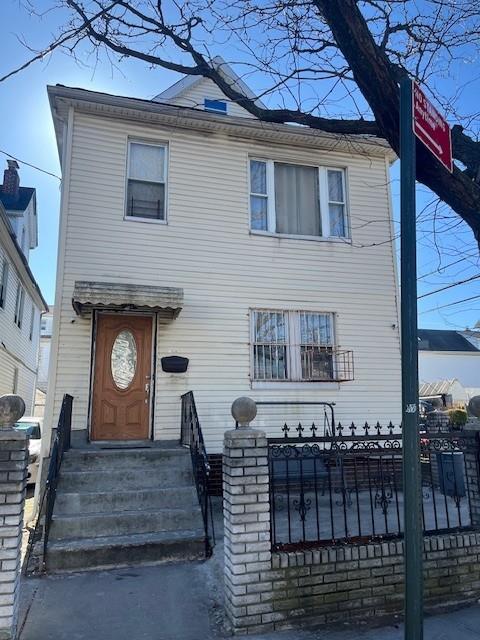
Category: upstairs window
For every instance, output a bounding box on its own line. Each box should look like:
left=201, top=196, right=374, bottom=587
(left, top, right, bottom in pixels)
left=249, top=159, right=348, bottom=239
left=0, top=259, right=8, bottom=309
left=14, top=285, right=25, bottom=328
left=204, top=99, right=227, bottom=114
left=126, top=141, right=167, bottom=221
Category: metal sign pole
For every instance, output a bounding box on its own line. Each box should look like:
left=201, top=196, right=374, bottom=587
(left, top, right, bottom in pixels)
left=400, top=77, right=423, bottom=640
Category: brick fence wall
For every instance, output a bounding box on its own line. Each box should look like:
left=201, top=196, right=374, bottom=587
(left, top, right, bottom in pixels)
left=0, top=430, right=28, bottom=640
left=223, top=425, right=480, bottom=634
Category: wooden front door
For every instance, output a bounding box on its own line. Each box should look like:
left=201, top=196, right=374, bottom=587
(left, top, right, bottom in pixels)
left=91, top=314, right=153, bottom=441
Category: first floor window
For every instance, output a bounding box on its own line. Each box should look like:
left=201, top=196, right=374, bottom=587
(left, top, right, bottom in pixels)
left=249, top=159, right=348, bottom=239
left=14, top=285, right=24, bottom=328
left=252, top=309, right=341, bottom=382
left=126, top=141, right=167, bottom=220
left=0, top=259, right=8, bottom=308
left=12, top=367, right=18, bottom=394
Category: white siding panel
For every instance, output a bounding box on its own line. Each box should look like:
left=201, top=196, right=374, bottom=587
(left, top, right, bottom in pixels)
left=48, top=111, right=401, bottom=452
left=165, top=77, right=256, bottom=119
left=0, top=242, right=41, bottom=414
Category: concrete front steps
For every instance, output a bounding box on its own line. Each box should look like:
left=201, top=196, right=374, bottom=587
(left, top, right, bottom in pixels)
left=46, top=446, right=206, bottom=573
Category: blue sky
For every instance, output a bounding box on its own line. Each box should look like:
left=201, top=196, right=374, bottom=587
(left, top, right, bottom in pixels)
left=0, top=1, right=478, bottom=329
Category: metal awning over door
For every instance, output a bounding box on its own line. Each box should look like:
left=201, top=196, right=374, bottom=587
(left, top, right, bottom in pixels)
left=72, top=281, right=184, bottom=318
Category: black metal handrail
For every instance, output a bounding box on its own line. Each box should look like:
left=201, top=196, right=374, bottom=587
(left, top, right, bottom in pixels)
left=24, top=394, right=73, bottom=573
left=180, top=391, right=215, bottom=557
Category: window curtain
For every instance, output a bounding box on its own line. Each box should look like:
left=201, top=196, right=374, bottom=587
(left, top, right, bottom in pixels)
left=274, top=163, right=321, bottom=236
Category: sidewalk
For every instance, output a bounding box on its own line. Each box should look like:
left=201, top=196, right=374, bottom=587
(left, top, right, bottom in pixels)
left=18, top=559, right=480, bottom=640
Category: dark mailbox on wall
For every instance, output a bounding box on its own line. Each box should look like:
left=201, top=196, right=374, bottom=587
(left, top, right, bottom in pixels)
left=161, top=356, right=189, bottom=373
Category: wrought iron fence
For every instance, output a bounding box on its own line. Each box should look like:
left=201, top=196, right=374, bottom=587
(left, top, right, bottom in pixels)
left=181, top=391, right=215, bottom=557
left=268, top=420, right=477, bottom=551
left=24, top=394, right=73, bottom=573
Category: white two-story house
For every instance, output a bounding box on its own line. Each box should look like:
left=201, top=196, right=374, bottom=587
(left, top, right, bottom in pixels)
left=0, top=160, right=48, bottom=412
left=44, top=65, right=401, bottom=455
left=37, top=63, right=404, bottom=571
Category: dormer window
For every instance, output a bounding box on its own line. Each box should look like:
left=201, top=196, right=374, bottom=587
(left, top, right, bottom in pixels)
left=204, top=99, right=227, bottom=114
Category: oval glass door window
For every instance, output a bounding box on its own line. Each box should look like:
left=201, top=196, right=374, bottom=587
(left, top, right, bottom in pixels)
left=111, top=330, right=137, bottom=390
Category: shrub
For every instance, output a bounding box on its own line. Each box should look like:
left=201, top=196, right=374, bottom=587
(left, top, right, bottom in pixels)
left=448, top=408, right=468, bottom=428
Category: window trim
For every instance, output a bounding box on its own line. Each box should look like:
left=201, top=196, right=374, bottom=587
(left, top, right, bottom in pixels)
left=250, top=309, right=338, bottom=383
left=248, top=157, right=350, bottom=240
left=0, top=259, right=8, bottom=309
left=124, top=139, right=169, bottom=224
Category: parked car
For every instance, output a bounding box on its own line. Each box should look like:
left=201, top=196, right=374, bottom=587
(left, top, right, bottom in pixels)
left=13, top=417, right=42, bottom=485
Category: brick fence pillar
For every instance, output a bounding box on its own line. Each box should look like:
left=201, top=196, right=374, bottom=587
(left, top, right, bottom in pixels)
left=463, top=427, right=480, bottom=526
left=0, top=395, right=27, bottom=640
left=223, top=397, right=273, bottom=634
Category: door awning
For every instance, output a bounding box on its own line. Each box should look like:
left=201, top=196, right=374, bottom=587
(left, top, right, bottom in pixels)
left=72, top=281, right=184, bottom=317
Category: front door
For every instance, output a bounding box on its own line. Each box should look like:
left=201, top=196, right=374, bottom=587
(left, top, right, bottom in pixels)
left=91, top=314, right=153, bottom=441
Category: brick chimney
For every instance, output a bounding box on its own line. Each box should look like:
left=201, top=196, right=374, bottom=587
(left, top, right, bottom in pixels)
left=2, top=160, right=20, bottom=199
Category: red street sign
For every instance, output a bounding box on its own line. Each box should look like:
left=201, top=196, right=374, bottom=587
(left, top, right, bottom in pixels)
left=413, top=82, right=453, bottom=172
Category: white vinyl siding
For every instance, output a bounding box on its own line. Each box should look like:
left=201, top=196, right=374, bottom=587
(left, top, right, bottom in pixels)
left=165, top=76, right=257, bottom=119
left=45, top=110, right=401, bottom=453
left=249, top=159, right=348, bottom=239
left=0, top=244, right=41, bottom=413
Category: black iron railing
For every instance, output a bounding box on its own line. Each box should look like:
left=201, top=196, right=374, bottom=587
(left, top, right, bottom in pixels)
left=24, top=394, right=73, bottom=573
left=181, top=391, right=215, bottom=557
left=268, top=420, right=477, bottom=551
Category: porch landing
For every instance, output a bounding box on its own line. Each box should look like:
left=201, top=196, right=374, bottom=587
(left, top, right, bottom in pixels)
left=46, top=445, right=206, bottom=572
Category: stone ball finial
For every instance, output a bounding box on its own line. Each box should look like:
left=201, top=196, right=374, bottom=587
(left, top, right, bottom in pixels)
left=468, top=395, right=480, bottom=418
left=0, top=394, right=25, bottom=429
left=231, top=396, right=257, bottom=428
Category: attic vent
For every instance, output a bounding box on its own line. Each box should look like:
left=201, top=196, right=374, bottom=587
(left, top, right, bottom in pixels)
left=204, top=98, right=227, bottom=114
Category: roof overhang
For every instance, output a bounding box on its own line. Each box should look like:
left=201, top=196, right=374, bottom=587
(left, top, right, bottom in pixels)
left=48, top=85, right=396, bottom=167
left=72, top=281, right=183, bottom=318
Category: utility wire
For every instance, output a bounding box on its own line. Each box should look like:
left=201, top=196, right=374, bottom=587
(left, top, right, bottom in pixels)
left=0, top=149, right=61, bottom=181
left=420, top=293, right=480, bottom=314
left=418, top=253, right=479, bottom=279
left=418, top=273, right=480, bottom=299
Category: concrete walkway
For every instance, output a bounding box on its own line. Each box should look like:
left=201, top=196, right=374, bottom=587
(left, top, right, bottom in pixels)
left=18, top=560, right=480, bottom=640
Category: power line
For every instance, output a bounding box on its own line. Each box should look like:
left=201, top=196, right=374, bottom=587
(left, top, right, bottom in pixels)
left=0, top=149, right=61, bottom=181
left=418, top=253, right=479, bottom=279
left=420, top=293, right=480, bottom=314
left=418, top=273, right=480, bottom=299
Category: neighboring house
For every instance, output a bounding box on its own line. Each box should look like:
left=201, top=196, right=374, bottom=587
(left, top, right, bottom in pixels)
left=419, top=329, right=480, bottom=390
left=0, top=160, right=48, bottom=413
left=39, top=64, right=402, bottom=569
left=419, top=378, right=468, bottom=408
left=37, top=306, right=54, bottom=392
